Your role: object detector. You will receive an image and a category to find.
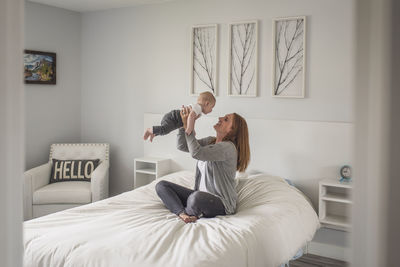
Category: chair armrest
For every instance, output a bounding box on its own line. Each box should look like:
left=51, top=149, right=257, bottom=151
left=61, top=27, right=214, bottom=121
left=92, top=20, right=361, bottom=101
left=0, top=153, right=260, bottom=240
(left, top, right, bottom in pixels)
left=91, top=161, right=109, bottom=202
left=23, top=162, right=51, bottom=220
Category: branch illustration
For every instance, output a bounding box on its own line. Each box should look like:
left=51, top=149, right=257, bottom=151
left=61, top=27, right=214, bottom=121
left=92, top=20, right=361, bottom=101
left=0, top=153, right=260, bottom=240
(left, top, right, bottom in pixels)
left=193, top=27, right=215, bottom=93
left=274, top=19, right=304, bottom=95
left=231, top=23, right=256, bottom=95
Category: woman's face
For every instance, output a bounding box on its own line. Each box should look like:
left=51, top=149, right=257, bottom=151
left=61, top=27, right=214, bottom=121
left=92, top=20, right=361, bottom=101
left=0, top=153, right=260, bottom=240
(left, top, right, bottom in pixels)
left=214, top=114, right=234, bottom=136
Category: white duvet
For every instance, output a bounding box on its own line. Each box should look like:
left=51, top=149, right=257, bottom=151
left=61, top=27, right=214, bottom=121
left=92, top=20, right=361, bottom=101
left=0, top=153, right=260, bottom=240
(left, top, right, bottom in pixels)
left=24, top=171, right=320, bottom=267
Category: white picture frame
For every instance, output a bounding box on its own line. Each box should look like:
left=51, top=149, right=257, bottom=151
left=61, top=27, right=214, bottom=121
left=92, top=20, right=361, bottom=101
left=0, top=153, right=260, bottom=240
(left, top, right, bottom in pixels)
left=228, top=20, right=258, bottom=97
left=272, top=16, right=306, bottom=98
left=190, top=24, right=218, bottom=96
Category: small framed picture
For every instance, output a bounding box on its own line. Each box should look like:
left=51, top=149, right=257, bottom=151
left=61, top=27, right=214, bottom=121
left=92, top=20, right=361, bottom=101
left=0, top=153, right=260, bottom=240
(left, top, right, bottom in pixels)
left=272, top=16, right=306, bottom=98
left=228, top=20, right=258, bottom=97
left=24, top=50, right=56, bottom=84
left=190, top=24, right=218, bottom=96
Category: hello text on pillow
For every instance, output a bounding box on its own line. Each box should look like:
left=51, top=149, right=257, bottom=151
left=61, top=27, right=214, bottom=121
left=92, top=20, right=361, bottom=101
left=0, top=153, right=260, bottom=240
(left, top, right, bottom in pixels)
left=50, top=159, right=100, bottom=183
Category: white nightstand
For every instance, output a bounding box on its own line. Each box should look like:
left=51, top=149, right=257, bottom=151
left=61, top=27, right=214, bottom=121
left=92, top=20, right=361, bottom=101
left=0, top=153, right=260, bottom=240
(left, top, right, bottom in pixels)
left=134, top=157, right=170, bottom=189
left=319, top=178, right=353, bottom=231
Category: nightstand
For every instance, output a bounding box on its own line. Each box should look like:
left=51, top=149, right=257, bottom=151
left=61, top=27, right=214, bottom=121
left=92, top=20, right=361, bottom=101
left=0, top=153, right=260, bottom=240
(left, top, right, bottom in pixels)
left=319, top=178, right=352, bottom=231
left=134, top=157, right=170, bottom=188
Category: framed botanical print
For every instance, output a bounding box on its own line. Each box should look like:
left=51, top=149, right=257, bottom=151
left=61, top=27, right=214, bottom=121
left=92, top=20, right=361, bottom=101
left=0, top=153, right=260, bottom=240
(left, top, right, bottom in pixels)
left=228, top=20, right=258, bottom=97
left=272, top=16, right=306, bottom=98
left=190, top=24, right=218, bottom=96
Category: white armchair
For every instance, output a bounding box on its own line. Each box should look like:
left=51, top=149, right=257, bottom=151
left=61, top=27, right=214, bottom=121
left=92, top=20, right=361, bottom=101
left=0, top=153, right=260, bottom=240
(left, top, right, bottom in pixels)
left=23, top=143, right=110, bottom=220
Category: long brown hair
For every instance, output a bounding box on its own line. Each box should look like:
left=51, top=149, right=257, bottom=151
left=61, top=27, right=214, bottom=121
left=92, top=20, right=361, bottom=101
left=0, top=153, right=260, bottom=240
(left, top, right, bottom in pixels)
left=212, top=113, right=250, bottom=172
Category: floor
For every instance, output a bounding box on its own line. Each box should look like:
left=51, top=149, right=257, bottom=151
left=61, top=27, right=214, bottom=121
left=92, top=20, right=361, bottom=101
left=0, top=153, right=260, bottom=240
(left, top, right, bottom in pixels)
left=290, top=254, right=348, bottom=267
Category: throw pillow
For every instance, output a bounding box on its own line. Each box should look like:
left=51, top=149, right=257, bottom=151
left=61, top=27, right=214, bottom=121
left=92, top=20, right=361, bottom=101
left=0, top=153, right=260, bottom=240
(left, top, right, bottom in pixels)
left=50, top=159, right=100, bottom=183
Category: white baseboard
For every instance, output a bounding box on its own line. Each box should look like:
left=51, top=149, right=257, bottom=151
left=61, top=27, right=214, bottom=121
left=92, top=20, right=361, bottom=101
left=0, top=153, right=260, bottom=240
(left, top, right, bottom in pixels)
left=307, top=241, right=350, bottom=262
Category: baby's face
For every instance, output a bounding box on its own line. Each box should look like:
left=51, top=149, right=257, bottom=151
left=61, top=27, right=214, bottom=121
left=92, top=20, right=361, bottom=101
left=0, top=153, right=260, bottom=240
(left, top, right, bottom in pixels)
left=202, top=101, right=215, bottom=114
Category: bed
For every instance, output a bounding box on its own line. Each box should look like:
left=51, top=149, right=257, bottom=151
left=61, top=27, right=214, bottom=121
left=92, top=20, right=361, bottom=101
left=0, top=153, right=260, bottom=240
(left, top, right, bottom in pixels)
left=24, top=171, right=320, bottom=267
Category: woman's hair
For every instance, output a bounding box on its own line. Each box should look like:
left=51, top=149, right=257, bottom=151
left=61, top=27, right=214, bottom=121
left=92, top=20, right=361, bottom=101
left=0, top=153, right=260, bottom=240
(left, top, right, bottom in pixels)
left=212, top=113, right=250, bottom=172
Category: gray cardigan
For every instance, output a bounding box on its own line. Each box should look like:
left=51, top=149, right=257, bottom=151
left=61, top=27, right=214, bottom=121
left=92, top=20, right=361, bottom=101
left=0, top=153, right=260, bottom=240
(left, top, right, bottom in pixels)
left=177, top=128, right=238, bottom=215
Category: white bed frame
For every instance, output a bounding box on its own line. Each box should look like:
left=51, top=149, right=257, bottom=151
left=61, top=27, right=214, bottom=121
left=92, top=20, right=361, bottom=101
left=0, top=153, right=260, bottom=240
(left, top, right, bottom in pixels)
left=144, top=113, right=353, bottom=208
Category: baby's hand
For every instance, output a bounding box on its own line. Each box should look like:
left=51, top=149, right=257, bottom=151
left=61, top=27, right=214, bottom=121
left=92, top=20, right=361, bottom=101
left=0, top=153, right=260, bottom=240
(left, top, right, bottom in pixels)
left=189, top=109, right=197, bottom=117
left=188, top=110, right=201, bottom=121
left=180, top=105, right=191, bottom=129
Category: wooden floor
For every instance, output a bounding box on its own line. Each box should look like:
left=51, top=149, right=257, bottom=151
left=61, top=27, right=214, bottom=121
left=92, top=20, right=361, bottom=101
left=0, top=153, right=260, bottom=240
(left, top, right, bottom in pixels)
left=289, top=254, right=348, bottom=267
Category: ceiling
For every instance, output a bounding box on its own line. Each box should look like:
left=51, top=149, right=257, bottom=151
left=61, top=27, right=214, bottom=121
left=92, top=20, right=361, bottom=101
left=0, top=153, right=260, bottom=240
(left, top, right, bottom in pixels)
left=28, top=0, right=179, bottom=12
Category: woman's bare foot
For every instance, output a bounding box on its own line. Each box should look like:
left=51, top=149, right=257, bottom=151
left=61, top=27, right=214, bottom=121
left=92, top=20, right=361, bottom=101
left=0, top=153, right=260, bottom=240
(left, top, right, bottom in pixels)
left=143, top=128, right=155, bottom=142
left=179, top=213, right=198, bottom=223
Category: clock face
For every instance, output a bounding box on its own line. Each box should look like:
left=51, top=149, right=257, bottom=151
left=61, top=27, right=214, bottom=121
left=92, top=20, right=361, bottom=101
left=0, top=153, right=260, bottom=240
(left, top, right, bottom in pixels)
left=340, top=166, right=351, bottom=178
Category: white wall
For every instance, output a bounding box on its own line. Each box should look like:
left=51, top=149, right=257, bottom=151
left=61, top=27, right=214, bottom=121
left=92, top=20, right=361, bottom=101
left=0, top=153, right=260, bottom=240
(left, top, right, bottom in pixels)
left=24, top=2, right=82, bottom=169
left=352, top=0, right=394, bottom=266
left=81, top=0, right=354, bottom=196
left=0, top=0, right=24, bottom=265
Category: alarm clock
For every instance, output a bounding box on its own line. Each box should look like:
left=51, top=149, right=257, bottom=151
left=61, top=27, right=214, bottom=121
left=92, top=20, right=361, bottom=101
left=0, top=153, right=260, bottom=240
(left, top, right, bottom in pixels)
left=339, top=165, right=352, bottom=182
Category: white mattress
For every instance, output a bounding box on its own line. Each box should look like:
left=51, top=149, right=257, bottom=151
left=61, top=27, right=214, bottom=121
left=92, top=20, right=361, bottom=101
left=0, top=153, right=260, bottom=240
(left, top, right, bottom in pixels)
left=24, top=171, right=320, bottom=267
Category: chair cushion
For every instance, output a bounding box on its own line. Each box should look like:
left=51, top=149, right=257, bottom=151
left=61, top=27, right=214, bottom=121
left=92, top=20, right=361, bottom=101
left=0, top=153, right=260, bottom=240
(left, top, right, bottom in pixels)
left=33, top=181, right=91, bottom=205
left=50, top=159, right=100, bottom=183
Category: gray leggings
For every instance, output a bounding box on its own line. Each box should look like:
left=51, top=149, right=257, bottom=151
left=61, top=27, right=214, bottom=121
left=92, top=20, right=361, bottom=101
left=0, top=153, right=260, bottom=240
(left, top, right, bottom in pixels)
left=155, top=180, right=226, bottom=218
left=152, top=110, right=182, bottom=136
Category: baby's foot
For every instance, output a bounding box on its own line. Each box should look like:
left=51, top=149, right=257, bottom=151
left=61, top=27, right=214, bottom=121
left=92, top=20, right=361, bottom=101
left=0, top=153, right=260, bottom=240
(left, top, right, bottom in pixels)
left=149, top=133, right=155, bottom=142
left=143, top=128, right=155, bottom=142
left=179, top=213, right=198, bottom=223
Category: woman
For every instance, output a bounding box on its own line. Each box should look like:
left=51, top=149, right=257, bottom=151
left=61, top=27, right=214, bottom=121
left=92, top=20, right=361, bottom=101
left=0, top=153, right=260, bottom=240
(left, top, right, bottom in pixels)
left=156, top=106, right=250, bottom=223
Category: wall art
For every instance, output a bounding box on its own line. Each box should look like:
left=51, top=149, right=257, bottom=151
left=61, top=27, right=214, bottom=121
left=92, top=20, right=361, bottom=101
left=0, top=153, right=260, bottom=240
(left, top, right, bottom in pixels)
left=190, top=24, right=218, bottom=95
left=228, top=21, right=258, bottom=97
left=272, top=16, right=306, bottom=98
left=24, top=50, right=56, bottom=84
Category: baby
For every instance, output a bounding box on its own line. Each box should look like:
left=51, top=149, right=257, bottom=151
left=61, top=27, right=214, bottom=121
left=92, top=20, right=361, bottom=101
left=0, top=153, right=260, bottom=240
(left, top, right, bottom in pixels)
left=143, top=91, right=216, bottom=142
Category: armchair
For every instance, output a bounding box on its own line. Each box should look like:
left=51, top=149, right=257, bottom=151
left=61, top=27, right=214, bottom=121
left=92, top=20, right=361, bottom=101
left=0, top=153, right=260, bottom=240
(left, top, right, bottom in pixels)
left=23, top=143, right=110, bottom=220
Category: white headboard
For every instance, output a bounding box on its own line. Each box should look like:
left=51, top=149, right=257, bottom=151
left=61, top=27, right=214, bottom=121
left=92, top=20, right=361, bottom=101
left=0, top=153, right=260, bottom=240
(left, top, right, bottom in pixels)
left=144, top=113, right=353, bottom=207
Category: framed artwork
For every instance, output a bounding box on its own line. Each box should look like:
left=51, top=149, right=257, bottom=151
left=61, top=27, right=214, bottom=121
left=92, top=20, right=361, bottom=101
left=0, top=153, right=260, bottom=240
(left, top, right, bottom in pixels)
left=228, top=20, right=258, bottom=97
left=190, top=24, right=218, bottom=96
left=272, top=16, right=306, bottom=98
left=24, top=50, right=56, bottom=84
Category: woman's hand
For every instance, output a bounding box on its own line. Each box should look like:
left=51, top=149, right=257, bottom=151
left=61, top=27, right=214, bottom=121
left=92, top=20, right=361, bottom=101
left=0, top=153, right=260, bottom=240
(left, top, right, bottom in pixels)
left=185, top=110, right=197, bottom=135
left=180, top=105, right=191, bottom=130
